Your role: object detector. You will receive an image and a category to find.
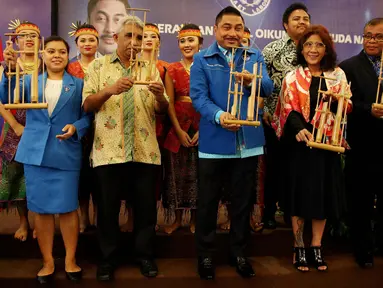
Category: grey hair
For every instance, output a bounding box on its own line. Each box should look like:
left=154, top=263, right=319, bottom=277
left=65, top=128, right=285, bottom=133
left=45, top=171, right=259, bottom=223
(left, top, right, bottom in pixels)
left=117, top=15, right=144, bottom=34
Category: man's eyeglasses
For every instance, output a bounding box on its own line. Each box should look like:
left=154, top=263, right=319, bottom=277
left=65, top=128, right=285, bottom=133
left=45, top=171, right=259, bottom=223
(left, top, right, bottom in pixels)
left=363, top=33, right=383, bottom=42
left=303, top=41, right=326, bottom=50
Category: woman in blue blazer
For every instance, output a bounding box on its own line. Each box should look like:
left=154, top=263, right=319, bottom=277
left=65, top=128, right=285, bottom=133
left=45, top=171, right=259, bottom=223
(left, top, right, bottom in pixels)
left=0, top=35, right=91, bottom=283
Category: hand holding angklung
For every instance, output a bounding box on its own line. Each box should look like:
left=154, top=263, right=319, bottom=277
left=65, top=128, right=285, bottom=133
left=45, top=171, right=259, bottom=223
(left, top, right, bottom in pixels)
left=295, top=128, right=313, bottom=143
left=109, top=77, right=134, bottom=95
left=148, top=81, right=165, bottom=99
left=3, top=41, right=17, bottom=70
left=235, top=70, right=253, bottom=86
left=372, top=106, right=383, bottom=118
left=56, top=124, right=76, bottom=141
left=220, top=112, right=240, bottom=132
left=322, top=91, right=339, bottom=102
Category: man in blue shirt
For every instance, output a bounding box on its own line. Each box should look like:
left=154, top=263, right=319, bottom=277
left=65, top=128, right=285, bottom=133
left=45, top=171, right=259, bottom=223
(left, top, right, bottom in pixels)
left=190, top=6, right=273, bottom=280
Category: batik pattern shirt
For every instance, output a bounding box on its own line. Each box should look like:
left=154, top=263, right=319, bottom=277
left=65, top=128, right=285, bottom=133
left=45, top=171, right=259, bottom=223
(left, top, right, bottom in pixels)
left=262, top=34, right=297, bottom=115
left=83, top=52, right=168, bottom=167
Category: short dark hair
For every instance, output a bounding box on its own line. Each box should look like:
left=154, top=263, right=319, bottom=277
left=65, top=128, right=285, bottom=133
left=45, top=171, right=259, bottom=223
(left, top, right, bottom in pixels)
left=179, top=23, right=204, bottom=45
left=215, top=6, right=244, bottom=26
left=87, top=0, right=130, bottom=19
left=45, top=35, right=70, bottom=54
left=244, top=26, right=251, bottom=34
left=145, top=22, right=161, bottom=41
left=364, top=17, right=383, bottom=30
left=75, top=23, right=99, bottom=44
left=296, top=25, right=337, bottom=71
left=282, top=2, right=310, bottom=30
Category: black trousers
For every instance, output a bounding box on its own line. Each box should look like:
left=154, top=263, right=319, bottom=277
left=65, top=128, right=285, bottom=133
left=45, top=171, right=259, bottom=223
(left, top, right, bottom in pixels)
left=196, top=156, right=258, bottom=258
left=345, top=149, right=383, bottom=255
left=262, top=122, right=281, bottom=220
left=95, top=162, right=158, bottom=264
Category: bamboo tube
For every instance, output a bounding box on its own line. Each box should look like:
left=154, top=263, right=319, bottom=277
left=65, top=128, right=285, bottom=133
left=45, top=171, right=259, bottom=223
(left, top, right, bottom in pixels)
left=14, top=63, right=20, bottom=104
left=331, top=81, right=347, bottom=145
left=231, top=82, right=239, bottom=116
left=247, top=63, right=258, bottom=120
left=31, top=37, right=39, bottom=103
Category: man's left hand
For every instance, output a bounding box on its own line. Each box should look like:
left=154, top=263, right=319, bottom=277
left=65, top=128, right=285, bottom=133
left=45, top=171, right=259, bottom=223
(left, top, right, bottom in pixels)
left=148, top=82, right=165, bottom=100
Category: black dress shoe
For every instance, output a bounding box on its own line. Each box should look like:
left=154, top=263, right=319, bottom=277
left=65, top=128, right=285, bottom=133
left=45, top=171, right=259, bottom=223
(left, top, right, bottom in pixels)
left=229, top=257, right=255, bottom=278
left=355, top=251, right=374, bottom=268
left=97, top=263, right=115, bottom=281
left=36, top=271, right=55, bottom=284
left=66, top=270, right=83, bottom=282
left=198, top=257, right=215, bottom=280
left=263, top=219, right=277, bottom=230
left=139, top=259, right=158, bottom=278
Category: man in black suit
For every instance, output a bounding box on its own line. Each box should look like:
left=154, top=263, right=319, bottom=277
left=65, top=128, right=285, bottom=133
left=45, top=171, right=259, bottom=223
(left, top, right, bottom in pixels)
left=339, top=17, right=383, bottom=268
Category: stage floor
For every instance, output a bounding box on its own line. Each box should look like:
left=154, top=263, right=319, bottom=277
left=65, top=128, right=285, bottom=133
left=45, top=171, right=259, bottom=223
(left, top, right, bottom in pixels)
left=0, top=256, right=382, bottom=287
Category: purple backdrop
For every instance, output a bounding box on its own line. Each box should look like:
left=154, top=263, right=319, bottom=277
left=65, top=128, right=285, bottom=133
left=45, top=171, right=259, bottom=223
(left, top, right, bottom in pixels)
left=0, top=0, right=51, bottom=45
left=58, top=0, right=382, bottom=62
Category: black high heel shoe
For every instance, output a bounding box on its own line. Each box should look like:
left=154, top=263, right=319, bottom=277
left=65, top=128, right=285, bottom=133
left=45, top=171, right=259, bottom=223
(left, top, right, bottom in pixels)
left=310, top=246, right=328, bottom=271
left=66, top=269, right=83, bottom=282
left=36, top=270, right=55, bottom=284
left=293, top=247, right=309, bottom=272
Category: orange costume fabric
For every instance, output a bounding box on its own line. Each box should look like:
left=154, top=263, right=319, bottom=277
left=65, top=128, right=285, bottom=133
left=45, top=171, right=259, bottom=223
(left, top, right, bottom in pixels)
left=155, top=59, right=170, bottom=146
left=67, top=61, right=85, bottom=79
left=163, top=62, right=200, bottom=153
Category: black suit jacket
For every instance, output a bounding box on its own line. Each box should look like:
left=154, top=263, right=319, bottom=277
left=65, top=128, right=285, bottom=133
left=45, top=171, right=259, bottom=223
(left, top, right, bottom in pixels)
left=339, top=50, right=383, bottom=153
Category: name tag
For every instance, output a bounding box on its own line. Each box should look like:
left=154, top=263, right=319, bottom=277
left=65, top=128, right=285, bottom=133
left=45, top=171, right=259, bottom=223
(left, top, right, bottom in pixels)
left=206, top=63, right=225, bottom=68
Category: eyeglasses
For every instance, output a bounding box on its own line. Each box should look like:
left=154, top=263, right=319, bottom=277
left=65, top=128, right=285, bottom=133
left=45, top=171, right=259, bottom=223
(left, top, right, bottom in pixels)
left=303, top=41, right=326, bottom=50
left=363, top=33, right=383, bottom=42
left=18, top=33, right=39, bottom=40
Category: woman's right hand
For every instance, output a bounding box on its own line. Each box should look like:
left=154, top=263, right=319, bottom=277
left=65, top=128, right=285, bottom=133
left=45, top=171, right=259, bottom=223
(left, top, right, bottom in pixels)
left=176, top=129, right=192, bottom=148
left=295, top=128, right=313, bottom=143
left=13, top=123, right=24, bottom=137
left=3, top=41, right=17, bottom=71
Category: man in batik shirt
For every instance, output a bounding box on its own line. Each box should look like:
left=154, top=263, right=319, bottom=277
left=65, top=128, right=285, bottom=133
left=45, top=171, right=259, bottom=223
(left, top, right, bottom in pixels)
left=261, top=2, right=310, bottom=229
left=82, top=15, right=168, bottom=281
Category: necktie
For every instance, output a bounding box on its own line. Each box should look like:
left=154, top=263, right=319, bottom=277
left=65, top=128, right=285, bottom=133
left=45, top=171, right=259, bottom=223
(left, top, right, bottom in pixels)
left=122, top=66, right=134, bottom=161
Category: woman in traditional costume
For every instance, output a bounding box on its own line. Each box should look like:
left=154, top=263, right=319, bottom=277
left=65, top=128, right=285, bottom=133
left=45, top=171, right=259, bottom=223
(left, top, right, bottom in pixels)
left=0, top=35, right=91, bottom=283
left=0, top=20, right=42, bottom=241
left=272, top=25, right=351, bottom=272
left=67, top=22, right=99, bottom=233
left=162, top=24, right=202, bottom=234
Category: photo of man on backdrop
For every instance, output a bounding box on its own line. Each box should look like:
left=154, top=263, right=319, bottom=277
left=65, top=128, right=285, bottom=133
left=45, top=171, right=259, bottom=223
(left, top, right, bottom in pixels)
left=87, top=0, right=130, bottom=56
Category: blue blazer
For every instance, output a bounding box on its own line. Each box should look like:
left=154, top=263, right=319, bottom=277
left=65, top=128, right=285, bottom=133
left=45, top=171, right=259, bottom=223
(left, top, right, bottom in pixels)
left=0, top=71, right=91, bottom=171
left=190, top=41, right=274, bottom=155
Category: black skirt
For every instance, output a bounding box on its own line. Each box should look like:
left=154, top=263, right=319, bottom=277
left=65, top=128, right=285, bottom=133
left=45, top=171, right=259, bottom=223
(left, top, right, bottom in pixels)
left=280, top=116, right=346, bottom=220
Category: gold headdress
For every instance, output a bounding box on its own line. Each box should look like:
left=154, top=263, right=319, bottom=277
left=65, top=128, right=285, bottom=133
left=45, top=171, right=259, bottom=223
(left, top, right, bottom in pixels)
left=68, top=21, right=99, bottom=39
left=178, top=28, right=202, bottom=39
left=144, top=24, right=160, bottom=36
left=8, top=19, right=40, bottom=35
